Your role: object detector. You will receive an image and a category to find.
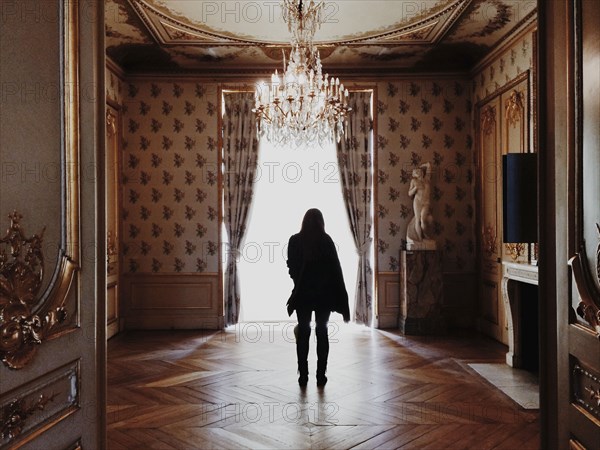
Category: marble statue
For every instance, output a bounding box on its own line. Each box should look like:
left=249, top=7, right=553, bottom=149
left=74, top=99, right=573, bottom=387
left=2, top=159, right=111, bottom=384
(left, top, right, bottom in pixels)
left=406, top=162, right=436, bottom=250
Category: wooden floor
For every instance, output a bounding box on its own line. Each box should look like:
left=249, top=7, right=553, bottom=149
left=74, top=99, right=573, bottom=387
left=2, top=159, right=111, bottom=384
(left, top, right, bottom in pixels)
left=107, top=323, right=540, bottom=449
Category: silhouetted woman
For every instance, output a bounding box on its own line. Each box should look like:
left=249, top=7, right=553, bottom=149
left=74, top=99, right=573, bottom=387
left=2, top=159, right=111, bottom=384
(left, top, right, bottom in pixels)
left=286, top=208, right=350, bottom=387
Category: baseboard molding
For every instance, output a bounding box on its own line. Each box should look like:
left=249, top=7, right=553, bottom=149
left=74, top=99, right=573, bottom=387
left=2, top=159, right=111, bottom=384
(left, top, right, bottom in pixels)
left=122, top=273, right=222, bottom=330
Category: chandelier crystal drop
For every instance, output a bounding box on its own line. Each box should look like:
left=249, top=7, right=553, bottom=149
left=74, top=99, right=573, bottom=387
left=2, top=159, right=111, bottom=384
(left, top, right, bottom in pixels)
left=253, top=0, right=351, bottom=147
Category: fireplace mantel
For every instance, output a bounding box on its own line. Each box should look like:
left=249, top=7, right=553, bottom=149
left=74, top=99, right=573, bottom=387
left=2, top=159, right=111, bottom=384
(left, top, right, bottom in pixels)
left=501, top=262, right=539, bottom=368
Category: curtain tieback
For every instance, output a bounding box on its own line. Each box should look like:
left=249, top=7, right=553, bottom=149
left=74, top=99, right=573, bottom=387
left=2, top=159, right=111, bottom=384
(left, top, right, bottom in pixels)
left=356, top=239, right=372, bottom=257
left=228, top=248, right=242, bottom=260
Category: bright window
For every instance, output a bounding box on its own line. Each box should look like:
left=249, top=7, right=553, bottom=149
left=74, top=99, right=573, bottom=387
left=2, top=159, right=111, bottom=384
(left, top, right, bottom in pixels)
left=237, top=139, right=359, bottom=322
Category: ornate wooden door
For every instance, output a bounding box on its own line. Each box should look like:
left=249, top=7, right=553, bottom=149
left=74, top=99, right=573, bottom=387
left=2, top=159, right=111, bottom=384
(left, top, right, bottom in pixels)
left=565, top=0, right=600, bottom=447
left=0, top=1, right=104, bottom=448
left=540, top=0, right=600, bottom=447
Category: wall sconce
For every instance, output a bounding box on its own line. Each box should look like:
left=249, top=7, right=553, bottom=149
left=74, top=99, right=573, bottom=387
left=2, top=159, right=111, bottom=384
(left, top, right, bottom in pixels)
left=503, top=153, right=538, bottom=261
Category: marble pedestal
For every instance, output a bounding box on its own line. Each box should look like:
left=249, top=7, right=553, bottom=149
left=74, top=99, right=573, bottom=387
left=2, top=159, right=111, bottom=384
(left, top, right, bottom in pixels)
left=398, top=250, right=446, bottom=335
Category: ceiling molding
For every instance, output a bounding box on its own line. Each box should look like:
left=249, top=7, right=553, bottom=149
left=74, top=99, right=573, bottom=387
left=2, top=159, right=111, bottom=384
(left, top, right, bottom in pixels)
left=124, top=69, right=471, bottom=83
left=338, top=0, right=471, bottom=45
left=107, top=0, right=536, bottom=73
left=129, top=0, right=250, bottom=45
left=128, top=0, right=472, bottom=47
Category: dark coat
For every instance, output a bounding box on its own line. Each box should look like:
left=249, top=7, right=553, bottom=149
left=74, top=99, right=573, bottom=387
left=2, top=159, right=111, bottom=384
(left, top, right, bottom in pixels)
left=286, top=232, right=350, bottom=321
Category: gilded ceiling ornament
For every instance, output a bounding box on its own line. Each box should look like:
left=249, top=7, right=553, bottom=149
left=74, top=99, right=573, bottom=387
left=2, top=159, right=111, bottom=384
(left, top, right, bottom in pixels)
left=505, top=89, right=524, bottom=127
left=0, top=211, right=67, bottom=369
left=481, top=105, right=496, bottom=135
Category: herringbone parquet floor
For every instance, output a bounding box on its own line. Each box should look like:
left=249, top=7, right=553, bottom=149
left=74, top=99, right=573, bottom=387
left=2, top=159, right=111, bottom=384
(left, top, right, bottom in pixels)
left=107, top=323, right=540, bottom=449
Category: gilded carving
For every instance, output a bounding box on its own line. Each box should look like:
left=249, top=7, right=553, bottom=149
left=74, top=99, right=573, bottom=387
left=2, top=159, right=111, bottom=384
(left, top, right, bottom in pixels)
left=573, top=363, right=600, bottom=420
left=483, top=223, right=497, bottom=256
left=481, top=105, right=496, bottom=135
left=0, top=393, right=57, bottom=440
left=596, top=223, right=600, bottom=283
left=107, top=231, right=118, bottom=275
left=505, top=89, right=524, bottom=127
left=106, top=109, right=116, bottom=137
left=569, top=245, right=600, bottom=334
left=584, top=385, right=600, bottom=407
left=0, top=212, right=67, bottom=369
left=505, top=242, right=525, bottom=261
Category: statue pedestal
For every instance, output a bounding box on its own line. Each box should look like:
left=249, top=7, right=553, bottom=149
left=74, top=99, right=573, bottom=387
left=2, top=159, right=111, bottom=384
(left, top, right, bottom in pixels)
left=398, top=250, right=446, bottom=335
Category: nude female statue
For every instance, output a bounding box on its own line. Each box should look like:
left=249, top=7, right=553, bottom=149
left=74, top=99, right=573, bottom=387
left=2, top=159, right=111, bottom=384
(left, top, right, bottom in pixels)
left=406, top=162, right=436, bottom=249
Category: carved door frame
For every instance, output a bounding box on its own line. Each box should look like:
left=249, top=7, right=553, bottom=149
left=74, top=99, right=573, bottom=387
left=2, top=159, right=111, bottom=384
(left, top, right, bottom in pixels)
left=538, top=0, right=600, bottom=447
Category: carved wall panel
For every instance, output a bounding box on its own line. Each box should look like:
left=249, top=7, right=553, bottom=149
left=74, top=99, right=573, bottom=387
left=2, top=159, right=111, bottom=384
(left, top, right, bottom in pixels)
left=476, top=71, right=531, bottom=345
left=477, top=96, right=506, bottom=343
left=501, top=78, right=530, bottom=264
left=1, top=1, right=104, bottom=447
left=0, top=360, right=79, bottom=447
left=572, top=362, right=600, bottom=421
left=0, top=0, right=80, bottom=369
left=480, top=100, right=501, bottom=265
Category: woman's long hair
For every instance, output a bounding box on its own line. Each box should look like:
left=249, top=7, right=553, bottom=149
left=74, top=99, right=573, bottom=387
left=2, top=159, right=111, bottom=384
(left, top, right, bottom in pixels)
left=299, top=208, right=326, bottom=260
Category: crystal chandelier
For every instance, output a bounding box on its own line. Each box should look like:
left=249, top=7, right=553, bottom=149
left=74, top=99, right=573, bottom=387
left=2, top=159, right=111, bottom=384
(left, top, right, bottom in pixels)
left=253, top=0, right=351, bottom=147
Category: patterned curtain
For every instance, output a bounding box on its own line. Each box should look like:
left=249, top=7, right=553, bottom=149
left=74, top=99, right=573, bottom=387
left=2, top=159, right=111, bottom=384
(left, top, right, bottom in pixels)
left=222, top=92, right=259, bottom=326
left=336, top=91, right=374, bottom=325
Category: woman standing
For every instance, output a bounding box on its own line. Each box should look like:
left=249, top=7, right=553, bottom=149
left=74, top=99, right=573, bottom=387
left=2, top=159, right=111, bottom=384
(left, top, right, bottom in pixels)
left=286, top=208, right=350, bottom=387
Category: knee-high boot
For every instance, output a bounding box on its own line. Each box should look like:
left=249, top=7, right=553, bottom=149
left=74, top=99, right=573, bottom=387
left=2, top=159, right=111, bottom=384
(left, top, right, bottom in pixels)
left=316, top=359, right=327, bottom=386
left=298, top=360, right=308, bottom=386
left=296, top=321, right=310, bottom=387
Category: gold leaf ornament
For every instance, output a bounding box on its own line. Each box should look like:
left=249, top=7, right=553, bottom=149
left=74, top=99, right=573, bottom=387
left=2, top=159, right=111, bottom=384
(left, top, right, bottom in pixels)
left=0, top=211, right=67, bottom=369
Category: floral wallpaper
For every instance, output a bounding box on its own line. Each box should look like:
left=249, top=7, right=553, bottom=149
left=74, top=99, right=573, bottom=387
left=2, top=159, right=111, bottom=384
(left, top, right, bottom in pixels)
left=114, top=60, right=540, bottom=277
left=375, top=79, right=475, bottom=273
left=473, top=30, right=535, bottom=103
left=117, top=77, right=477, bottom=275
left=120, top=80, right=220, bottom=273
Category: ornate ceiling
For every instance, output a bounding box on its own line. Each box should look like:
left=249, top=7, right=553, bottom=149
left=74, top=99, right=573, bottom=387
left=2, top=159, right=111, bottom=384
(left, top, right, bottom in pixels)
left=105, top=0, right=537, bottom=74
